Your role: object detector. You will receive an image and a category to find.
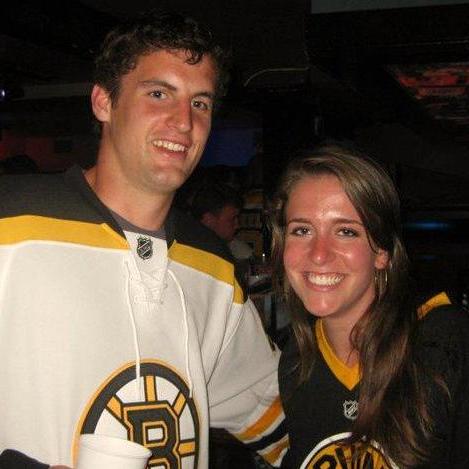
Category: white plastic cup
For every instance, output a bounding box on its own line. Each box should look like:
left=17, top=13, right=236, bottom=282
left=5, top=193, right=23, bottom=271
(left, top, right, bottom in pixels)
left=76, top=434, right=151, bottom=469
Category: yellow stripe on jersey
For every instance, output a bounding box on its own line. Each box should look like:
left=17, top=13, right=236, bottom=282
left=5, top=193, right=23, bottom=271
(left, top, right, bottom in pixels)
left=169, top=240, right=244, bottom=304
left=315, top=293, right=451, bottom=391
left=0, top=215, right=128, bottom=249
left=235, top=396, right=283, bottom=442
left=262, top=435, right=289, bottom=466
left=316, top=320, right=360, bottom=391
left=417, top=291, right=451, bottom=318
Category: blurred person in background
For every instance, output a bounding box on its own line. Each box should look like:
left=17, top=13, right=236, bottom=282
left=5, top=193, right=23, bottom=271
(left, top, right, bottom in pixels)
left=189, top=179, right=255, bottom=281
left=190, top=181, right=243, bottom=243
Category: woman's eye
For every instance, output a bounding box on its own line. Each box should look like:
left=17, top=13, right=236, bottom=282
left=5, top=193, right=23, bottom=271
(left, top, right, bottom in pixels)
left=338, top=228, right=358, bottom=237
left=290, top=226, right=310, bottom=236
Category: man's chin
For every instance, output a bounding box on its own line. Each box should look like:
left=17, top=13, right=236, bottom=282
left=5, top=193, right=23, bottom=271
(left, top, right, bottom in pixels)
left=147, top=172, right=187, bottom=195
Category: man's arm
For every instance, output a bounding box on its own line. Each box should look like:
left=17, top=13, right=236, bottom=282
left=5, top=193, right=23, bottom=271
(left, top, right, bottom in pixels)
left=0, top=450, right=71, bottom=469
left=207, top=298, right=288, bottom=467
left=0, top=450, right=49, bottom=469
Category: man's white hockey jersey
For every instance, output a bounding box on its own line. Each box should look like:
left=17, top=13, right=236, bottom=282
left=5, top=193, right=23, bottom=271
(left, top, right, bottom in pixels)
left=0, top=166, right=288, bottom=468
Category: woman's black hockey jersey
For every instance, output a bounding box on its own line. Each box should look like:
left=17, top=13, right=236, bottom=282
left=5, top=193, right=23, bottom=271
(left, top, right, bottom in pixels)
left=279, top=293, right=469, bottom=468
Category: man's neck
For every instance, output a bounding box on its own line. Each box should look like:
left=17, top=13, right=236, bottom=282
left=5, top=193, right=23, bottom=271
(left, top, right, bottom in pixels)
left=84, top=165, right=173, bottom=232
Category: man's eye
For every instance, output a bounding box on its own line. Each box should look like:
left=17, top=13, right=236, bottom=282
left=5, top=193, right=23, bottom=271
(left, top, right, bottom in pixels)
left=192, top=100, right=210, bottom=111
left=149, top=90, right=166, bottom=99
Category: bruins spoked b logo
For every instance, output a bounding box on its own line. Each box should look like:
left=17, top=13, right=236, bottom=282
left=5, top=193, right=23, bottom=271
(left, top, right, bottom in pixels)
left=300, top=432, right=398, bottom=469
left=77, top=361, right=200, bottom=468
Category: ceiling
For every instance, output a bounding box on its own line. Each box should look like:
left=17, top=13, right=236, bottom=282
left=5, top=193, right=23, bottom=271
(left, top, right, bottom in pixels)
left=2, top=1, right=469, bottom=183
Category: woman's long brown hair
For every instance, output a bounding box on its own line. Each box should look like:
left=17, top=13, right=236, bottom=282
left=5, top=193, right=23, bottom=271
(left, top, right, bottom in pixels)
left=271, top=143, right=442, bottom=468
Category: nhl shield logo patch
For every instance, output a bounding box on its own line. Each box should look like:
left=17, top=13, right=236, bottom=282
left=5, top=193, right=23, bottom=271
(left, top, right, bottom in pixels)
left=136, top=236, right=153, bottom=260
left=343, top=400, right=358, bottom=420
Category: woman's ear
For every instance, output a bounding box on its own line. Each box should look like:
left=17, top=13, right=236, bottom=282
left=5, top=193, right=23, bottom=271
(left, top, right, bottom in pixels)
left=374, top=248, right=389, bottom=270
left=91, top=84, right=111, bottom=123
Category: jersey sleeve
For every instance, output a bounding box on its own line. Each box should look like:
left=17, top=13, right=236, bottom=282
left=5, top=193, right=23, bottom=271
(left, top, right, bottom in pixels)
left=207, top=298, right=288, bottom=467
left=419, top=306, right=469, bottom=468
left=441, top=308, right=469, bottom=468
left=0, top=449, right=49, bottom=469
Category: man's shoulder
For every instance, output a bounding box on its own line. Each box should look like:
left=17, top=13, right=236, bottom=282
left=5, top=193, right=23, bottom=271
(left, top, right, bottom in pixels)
left=1, top=172, right=70, bottom=213
left=1, top=172, right=65, bottom=193
left=169, top=207, right=234, bottom=262
left=167, top=208, right=248, bottom=292
left=0, top=168, right=105, bottom=224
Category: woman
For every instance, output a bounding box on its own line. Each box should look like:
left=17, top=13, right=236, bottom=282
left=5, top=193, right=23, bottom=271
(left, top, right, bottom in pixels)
left=271, top=143, right=469, bottom=468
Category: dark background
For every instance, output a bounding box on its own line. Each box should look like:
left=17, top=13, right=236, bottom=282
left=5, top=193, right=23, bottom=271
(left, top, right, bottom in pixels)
left=2, top=0, right=469, bottom=302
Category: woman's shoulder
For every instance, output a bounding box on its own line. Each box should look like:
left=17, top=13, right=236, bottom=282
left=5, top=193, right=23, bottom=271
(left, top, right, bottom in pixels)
left=416, top=301, right=469, bottom=381
left=279, top=330, right=299, bottom=374
left=419, top=303, right=469, bottom=339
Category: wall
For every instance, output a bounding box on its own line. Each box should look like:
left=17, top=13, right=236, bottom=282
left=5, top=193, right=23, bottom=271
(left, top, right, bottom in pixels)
left=0, top=130, right=97, bottom=172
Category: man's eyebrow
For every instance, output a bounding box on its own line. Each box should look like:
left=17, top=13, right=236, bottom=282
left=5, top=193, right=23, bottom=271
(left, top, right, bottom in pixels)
left=139, top=79, right=215, bottom=100
left=139, top=79, right=176, bottom=91
left=195, top=91, right=215, bottom=101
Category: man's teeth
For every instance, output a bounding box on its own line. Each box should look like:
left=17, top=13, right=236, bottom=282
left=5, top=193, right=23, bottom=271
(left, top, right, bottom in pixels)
left=153, top=140, right=187, bottom=152
left=307, top=273, right=343, bottom=286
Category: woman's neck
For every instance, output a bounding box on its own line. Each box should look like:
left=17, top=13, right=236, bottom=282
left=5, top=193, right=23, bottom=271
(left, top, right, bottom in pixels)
left=321, top=318, right=359, bottom=367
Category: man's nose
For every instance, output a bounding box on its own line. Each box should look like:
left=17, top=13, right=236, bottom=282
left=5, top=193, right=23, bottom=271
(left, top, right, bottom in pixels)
left=169, top=100, right=193, bottom=132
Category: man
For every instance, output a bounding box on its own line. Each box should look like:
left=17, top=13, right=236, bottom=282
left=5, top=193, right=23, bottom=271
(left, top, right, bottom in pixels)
left=0, top=11, right=287, bottom=469
left=189, top=182, right=254, bottom=284
left=190, top=182, right=243, bottom=243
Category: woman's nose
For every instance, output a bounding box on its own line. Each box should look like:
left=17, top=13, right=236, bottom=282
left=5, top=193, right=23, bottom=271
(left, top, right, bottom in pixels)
left=309, top=235, right=334, bottom=265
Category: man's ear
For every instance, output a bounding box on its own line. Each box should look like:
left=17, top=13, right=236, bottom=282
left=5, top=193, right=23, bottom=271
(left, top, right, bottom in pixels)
left=200, top=212, right=216, bottom=230
left=91, top=84, right=112, bottom=123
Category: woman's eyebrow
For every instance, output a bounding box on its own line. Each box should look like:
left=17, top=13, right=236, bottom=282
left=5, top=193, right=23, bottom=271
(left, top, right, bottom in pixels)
left=286, top=217, right=363, bottom=225
left=286, top=217, right=311, bottom=224
left=334, top=218, right=364, bottom=226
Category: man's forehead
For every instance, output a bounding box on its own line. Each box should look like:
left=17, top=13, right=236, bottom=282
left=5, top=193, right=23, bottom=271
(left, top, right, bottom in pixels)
left=134, top=49, right=217, bottom=88
left=221, top=204, right=240, bottom=216
left=139, top=48, right=215, bottom=70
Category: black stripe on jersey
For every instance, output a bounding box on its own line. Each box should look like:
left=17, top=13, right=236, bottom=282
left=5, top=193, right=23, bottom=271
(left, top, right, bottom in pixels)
left=1, top=166, right=123, bottom=237
left=243, top=419, right=287, bottom=452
